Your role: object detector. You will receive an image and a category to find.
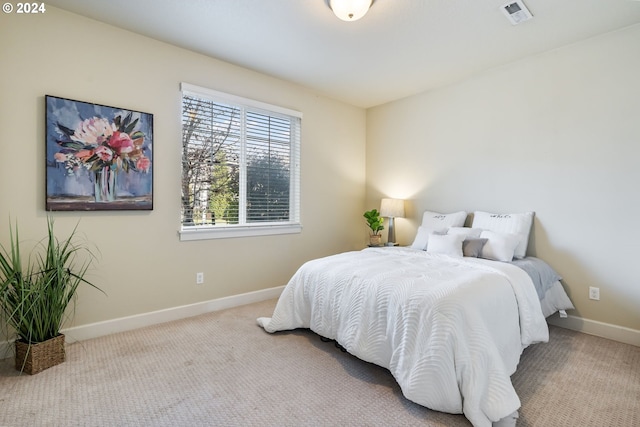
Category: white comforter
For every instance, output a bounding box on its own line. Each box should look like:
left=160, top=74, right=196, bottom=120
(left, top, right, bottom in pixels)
left=257, top=247, right=549, bottom=427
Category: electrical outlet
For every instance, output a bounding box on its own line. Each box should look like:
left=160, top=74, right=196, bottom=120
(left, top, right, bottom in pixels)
left=196, top=272, right=204, bottom=285
left=588, top=286, right=600, bottom=301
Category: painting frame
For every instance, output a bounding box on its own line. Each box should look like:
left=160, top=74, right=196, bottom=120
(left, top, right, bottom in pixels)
left=46, top=95, right=154, bottom=211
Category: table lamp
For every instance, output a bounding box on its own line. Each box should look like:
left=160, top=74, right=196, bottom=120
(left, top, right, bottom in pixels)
left=380, top=198, right=405, bottom=246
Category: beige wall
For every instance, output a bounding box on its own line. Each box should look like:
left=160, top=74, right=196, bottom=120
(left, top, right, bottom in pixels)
left=0, top=7, right=366, bottom=337
left=367, top=24, right=640, bottom=331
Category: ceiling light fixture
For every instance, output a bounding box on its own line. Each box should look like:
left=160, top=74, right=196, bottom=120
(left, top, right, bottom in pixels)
left=328, top=0, right=373, bottom=22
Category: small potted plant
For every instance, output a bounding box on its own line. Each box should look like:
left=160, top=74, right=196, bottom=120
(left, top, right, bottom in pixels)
left=363, top=209, right=384, bottom=246
left=0, top=218, right=102, bottom=374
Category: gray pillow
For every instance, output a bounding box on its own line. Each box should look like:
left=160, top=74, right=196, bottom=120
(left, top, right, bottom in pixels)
left=510, top=257, right=562, bottom=299
left=462, top=238, right=488, bottom=257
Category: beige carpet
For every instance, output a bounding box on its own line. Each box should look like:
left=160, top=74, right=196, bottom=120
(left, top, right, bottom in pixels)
left=0, top=299, right=638, bottom=426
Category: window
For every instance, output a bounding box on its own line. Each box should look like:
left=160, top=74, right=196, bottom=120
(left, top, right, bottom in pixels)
left=179, top=83, right=302, bottom=241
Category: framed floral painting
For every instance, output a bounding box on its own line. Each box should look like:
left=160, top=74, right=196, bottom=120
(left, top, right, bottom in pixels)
left=46, top=95, right=153, bottom=211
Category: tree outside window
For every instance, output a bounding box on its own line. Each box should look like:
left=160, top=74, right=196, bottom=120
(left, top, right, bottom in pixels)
left=180, top=85, right=301, bottom=237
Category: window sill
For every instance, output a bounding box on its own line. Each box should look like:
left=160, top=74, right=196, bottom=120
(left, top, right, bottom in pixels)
left=179, top=223, right=302, bottom=241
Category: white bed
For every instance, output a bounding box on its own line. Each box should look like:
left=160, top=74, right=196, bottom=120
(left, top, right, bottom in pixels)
left=257, top=211, right=574, bottom=427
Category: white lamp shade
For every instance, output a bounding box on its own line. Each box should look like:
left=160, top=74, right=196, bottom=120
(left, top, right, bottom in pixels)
left=380, top=198, right=405, bottom=218
left=329, top=0, right=372, bottom=21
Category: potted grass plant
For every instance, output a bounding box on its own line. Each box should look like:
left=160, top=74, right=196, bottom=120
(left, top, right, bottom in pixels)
left=0, top=218, right=102, bottom=374
left=363, top=209, right=384, bottom=246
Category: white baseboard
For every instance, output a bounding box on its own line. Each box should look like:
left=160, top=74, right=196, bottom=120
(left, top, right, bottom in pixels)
left=547, top=314, right=640, bottom=347
left=4, top=293, right=637, bottom=359
left=0, top=285, right=284, bottom=358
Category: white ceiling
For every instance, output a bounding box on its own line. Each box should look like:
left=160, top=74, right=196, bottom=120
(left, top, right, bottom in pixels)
left=46, top=0, right=640, bottom=108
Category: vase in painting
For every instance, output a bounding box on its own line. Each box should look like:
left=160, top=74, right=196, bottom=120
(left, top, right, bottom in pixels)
left=94, top=166, right=116, bottom=202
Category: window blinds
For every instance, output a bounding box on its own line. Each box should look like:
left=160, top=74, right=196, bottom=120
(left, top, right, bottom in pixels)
left=180, top=83, right=301, bottom=230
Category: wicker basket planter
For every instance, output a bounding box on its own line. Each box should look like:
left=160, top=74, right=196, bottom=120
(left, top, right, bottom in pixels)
left=15, top=334, right=65, bottom=375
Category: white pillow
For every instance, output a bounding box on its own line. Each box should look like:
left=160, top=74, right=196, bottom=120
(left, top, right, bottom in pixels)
left=472, top=211, right=534, bottom=259
left=447, top=227, right=482, bottom=238
left=427, top=233, right=465, bottom=257
left=410, top=226, right=446, bottom=250
left=479, top=230, right=521, bottom=262
left=421, top=211, right=467, bottom=229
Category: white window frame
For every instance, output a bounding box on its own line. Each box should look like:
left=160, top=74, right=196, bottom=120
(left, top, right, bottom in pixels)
left=179, top=83, right=302, bottom=241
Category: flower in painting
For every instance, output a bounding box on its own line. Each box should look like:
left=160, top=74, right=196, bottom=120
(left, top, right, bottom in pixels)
left=54, top=111, right=151, bottom=177
left=109, top=131, right=134, bottom=155
left=75, top=149, right=93, bottom=161
left=136, top=157, right=151, bottom=172
left=70, top=117, right=115, bottom=145
left=94, top=145, right=114, bottom=162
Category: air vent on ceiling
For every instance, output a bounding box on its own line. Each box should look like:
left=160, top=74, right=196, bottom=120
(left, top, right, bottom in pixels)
left=501, top=1, right=533, bottom=25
